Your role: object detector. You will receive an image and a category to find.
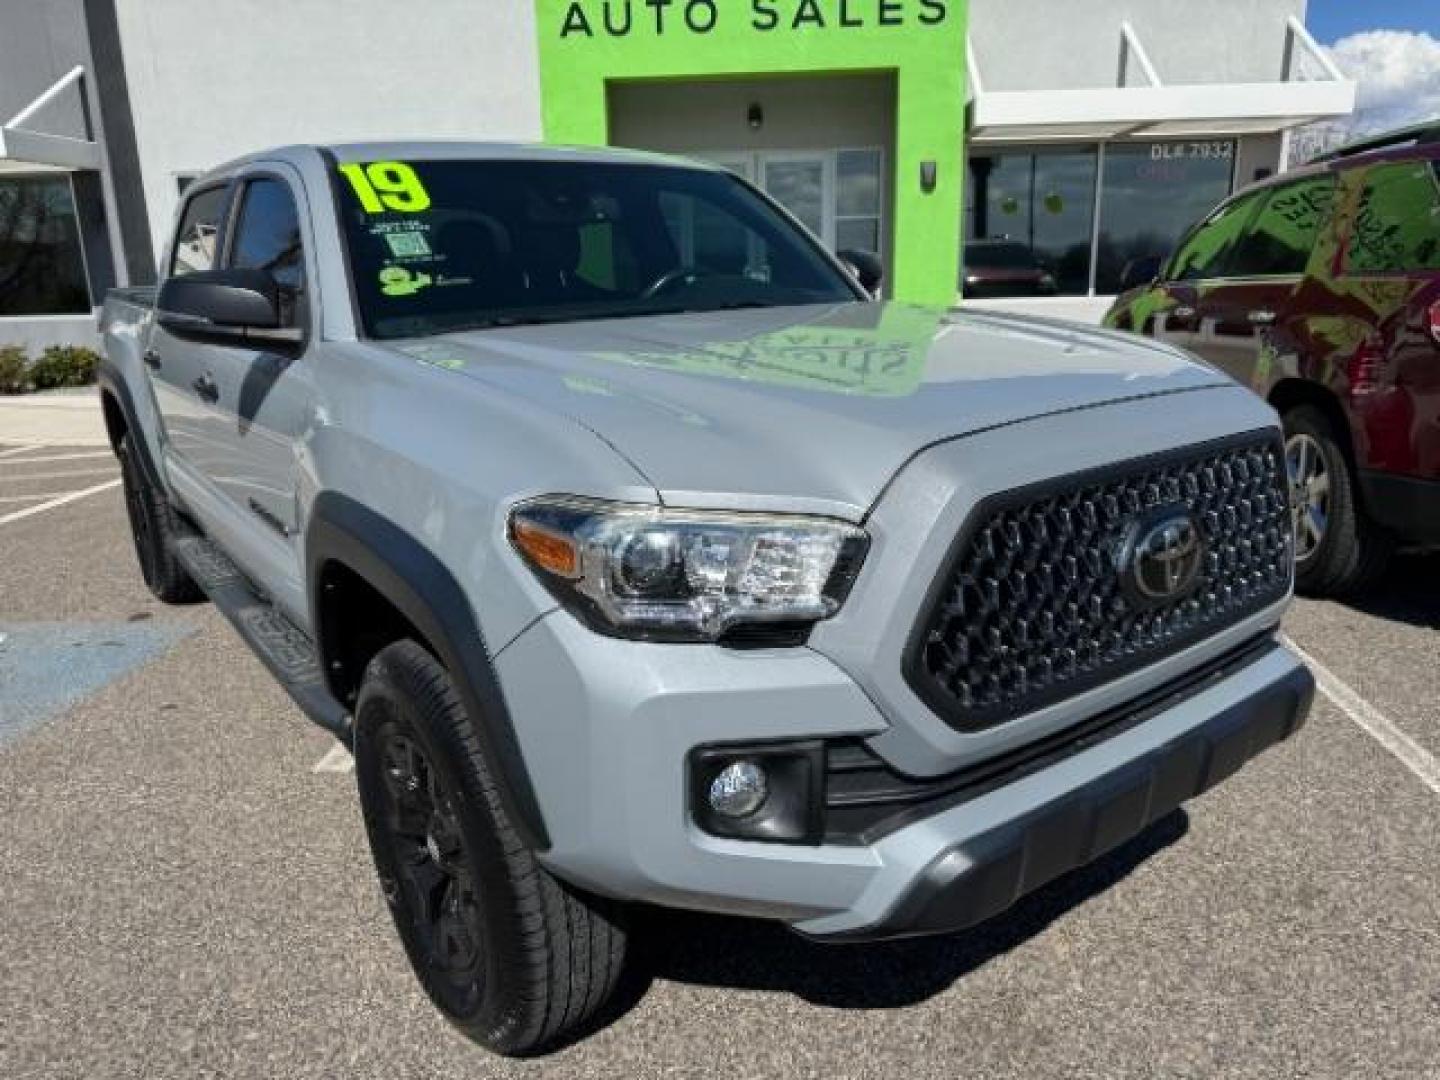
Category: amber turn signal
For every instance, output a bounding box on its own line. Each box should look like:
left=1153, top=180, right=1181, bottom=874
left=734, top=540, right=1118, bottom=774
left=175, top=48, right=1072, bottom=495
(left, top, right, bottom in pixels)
left=511, top=518, right=580, bottom=579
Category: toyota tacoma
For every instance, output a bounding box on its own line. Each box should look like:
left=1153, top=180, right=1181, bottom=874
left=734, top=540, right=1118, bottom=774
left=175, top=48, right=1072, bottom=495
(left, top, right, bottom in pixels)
left=99, top=142, right=1313, bottom=1055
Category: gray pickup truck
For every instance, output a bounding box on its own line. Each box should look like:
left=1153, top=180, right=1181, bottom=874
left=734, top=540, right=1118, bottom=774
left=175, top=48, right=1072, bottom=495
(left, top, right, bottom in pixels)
left=99, top=141, right=1314, bottom=1055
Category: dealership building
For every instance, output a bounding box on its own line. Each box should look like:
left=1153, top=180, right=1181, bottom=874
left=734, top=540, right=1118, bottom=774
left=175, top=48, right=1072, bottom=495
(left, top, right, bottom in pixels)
left=0, top=0, right=1354, bottom=349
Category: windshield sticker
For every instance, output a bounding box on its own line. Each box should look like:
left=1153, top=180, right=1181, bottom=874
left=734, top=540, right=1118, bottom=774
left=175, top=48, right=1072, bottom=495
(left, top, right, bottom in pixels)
left=379, top=265, right=433, bottom=297
left=340, top=161, right=432, bottom=214
left=383, top=230, right=433, bottom=259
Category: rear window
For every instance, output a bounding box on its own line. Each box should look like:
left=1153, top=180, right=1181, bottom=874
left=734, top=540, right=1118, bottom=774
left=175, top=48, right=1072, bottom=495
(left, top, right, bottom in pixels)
left=966, top=242, right=1037, bottom=269
left=170, top=185, right=229, bottom=276
left=1345, top=162, right=1440, bottom=274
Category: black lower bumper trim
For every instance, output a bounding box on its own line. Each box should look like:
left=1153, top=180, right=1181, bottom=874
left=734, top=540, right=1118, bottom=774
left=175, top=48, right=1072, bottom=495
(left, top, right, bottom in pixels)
left=1360, top=470, right=1440, bottom=547
left=816, top=654, right=1315, bottom=942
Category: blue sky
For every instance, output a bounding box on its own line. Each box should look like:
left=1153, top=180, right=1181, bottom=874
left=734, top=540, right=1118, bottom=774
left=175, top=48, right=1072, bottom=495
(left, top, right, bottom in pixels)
left=1307, top=0, right=1439, bottom=45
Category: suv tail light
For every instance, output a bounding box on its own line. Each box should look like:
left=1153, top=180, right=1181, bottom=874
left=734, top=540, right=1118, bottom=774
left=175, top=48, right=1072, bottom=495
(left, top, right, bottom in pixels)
left=1347, top=340, right=1384, bottom=398
left=1428, top=299, right=1440, bottom=346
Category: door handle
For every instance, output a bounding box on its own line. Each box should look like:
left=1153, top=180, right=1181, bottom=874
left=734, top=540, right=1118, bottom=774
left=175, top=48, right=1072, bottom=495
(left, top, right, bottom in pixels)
left=191, top=374, right=219, bottom=403
left=1248, top=309, right=1277, bottom=326
left=143, top=349, right=162, bottom=371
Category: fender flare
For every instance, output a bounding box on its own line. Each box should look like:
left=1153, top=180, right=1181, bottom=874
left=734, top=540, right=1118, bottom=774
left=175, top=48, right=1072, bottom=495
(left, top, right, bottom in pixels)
left=97, top=362, right=165, bottom=492
left=305, top=491, right=550, bottom=850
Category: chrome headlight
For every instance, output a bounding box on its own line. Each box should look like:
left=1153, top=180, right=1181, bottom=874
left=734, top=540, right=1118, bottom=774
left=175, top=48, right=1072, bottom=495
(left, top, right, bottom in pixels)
left=508, top=496, right=868, bottom=642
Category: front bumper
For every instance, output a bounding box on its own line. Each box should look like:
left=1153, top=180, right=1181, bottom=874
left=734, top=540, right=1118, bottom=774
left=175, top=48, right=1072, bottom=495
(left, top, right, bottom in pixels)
left=494, top=611, right=1312, bottom=939
left=805, top=644, right=1313, bottom=939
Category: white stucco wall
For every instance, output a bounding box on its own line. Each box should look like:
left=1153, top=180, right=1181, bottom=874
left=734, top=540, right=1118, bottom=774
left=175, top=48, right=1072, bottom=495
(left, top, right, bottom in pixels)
left=969, top=0, right=1307, bottom=92
left=113, top=0, right=544, bottom=266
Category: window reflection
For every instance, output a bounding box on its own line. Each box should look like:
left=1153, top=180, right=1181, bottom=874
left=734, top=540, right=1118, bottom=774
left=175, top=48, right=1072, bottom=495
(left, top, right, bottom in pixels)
left=965, top=149, right=1096, bottom=296
left=0, top=176, right=91, bottom=316
left=1094, top=141, right=1235, bottom=294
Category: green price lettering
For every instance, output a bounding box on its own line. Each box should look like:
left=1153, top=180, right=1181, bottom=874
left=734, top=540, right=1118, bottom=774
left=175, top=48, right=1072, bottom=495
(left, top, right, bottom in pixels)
left=340, top=161, right=431, bottom=213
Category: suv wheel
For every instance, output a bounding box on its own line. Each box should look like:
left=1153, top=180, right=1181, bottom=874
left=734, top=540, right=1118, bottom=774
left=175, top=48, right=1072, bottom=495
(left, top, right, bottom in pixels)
left=353, top=640, right=627, bottom=1057
left=1283, top=405, right=1391, bottom=596
left=117, top=434, right=203, bottom=604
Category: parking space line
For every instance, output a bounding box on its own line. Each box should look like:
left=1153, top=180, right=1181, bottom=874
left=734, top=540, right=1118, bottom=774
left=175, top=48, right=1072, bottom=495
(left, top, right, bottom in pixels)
left=0, top=494, right=68, bottom=504
left=0, top=445, right=39, bottom=458
left=313, top=744, right=355, bottom=774
left=0, top=467, right=118, bottom=483
left=1283, top=634, right=1440, bottom=797
left=0, top=479, right=122, bottom=527
left=0, top=450, right=113, bottom=465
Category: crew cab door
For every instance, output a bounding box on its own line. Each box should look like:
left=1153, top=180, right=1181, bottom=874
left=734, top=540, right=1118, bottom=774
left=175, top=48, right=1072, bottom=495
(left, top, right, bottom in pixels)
left=201, top=166, right=316, bottom=624
left=146, top=181, right=237, bottom=476
left=1187, top=175, right=1336, bottom=389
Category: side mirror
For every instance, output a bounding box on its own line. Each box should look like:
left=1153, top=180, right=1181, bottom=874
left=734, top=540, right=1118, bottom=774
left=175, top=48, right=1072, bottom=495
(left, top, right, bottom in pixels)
left=837, top=249, right=884, bottom=296
left=1118, top=254, right=1165, bottom=293
left=156, top=268, right=301, bottom=345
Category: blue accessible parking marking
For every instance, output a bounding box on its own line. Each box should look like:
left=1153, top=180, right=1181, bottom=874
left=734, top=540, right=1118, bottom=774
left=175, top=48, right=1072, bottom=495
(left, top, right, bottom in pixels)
left=0, top=619, right=196, bottom=744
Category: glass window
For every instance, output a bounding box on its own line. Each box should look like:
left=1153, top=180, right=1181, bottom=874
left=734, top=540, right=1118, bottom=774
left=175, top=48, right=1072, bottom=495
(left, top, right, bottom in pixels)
left=335, top=160, right=856, bottom=340
left=0, top=176, right=91, bottom=316
left=228, top=178, right=305, bottom=326
left=1345, top=162, right=1440, bottom=274
left=1226, top=177, right=1335, bottom=278
left=1166, top=190, right=1263, bottom=282
left=965, top=148, right=1097, bottom=295
left=1095, top=141, right=1235, bottom=293
left=230, top=179, right=304, bottom=289
left=836, top=149, right=883, bottom=255
left=171, top=185, right=229, bottom=276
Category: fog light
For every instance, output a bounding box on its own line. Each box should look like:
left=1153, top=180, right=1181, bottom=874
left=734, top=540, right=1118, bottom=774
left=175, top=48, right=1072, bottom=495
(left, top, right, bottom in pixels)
left=708, top=760, right=768, bottom=818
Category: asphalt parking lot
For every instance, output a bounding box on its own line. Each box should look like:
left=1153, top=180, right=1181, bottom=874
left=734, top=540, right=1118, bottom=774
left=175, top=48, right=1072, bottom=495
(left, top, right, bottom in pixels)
left=2, top=442, right=1438, bottom=1079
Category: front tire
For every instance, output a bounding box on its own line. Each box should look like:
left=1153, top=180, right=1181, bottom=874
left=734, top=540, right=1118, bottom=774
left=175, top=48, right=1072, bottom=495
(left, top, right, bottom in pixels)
left=117, top=434, right=203, bottom=604
left=1283, top=405, right=1391, bottom=596
left=354, top=640, right=627, bottom=1056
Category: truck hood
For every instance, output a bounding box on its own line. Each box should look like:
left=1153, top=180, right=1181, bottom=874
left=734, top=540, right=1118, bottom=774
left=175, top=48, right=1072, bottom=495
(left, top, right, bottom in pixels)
left=393, top=302, right=1229, bottom=515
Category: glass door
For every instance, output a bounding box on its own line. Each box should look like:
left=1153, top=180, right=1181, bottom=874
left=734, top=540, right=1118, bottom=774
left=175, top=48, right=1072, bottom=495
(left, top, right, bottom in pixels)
left=760, top=153, right=831, bottom=245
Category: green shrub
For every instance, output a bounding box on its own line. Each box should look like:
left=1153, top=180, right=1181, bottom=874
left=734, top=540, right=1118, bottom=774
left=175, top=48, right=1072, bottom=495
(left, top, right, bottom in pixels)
left=28, top=345, right=100, bottom=390
left=0, top=345, right=28, bottom=394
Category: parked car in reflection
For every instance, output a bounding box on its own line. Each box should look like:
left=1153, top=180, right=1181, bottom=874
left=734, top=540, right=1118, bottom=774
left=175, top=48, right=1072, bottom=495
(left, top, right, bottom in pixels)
left=1104, top=120, right=1440, bottom=597
left=961, top=240, right=1058, bottom=298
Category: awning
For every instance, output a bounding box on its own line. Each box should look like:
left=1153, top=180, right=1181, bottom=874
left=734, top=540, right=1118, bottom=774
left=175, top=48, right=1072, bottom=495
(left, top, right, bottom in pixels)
left=967, top=17, right=1355, bottom=143
left=0, top=67, right=102, bottom=172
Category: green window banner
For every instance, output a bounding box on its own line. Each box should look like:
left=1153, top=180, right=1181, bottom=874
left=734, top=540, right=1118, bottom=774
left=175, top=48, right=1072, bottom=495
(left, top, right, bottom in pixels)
left=534, top=0, right=968, bottom=306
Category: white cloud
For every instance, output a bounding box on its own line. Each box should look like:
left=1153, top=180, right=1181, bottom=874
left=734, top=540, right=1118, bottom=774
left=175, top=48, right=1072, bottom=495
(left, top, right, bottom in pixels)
left=1326, top=29, right=1440, bottom=135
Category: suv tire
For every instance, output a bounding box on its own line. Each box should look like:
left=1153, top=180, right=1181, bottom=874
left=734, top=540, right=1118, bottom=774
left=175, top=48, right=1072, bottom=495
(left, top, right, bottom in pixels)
left=117, top=434, right=204, bottom=604
left=353, top=640, right=627, bottom=1057
left=1283, top=405, right=1391, bottom=596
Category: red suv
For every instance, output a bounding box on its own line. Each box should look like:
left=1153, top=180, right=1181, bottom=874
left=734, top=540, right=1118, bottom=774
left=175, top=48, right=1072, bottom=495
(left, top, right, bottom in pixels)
left=1105, top=121, right=1440, bottom=596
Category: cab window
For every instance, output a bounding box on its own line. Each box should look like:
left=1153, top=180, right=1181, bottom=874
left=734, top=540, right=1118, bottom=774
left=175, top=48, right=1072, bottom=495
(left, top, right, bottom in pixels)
left=1167, top=191, right=1262, bottom=282
left=170, top=185, right=229, bottom=276
left=1226, top=177, right=1335, bottom=278
left=228, top=177, right=305, bottom=326
left=1345, top=162, right=1440, bottom=275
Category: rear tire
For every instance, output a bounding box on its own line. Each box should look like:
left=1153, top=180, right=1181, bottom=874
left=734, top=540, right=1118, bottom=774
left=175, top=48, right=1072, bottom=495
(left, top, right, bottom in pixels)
left=1283, top=405, right=1391, bottom=596
left=354, top=640, right=627, bottom=1057
left=117, top=434, right=203, bottom=604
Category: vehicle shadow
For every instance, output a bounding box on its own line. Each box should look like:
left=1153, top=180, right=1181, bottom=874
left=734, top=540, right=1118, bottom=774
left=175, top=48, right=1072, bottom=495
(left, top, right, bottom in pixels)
left=628, top=808, right=1189, bottom=1013
left=1335, top=551, right=1440, bottom=630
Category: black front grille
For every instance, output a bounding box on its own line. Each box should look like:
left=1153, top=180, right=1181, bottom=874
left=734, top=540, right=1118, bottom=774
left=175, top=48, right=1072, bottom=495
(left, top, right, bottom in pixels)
left=906, top=432, right=1292, bottom=731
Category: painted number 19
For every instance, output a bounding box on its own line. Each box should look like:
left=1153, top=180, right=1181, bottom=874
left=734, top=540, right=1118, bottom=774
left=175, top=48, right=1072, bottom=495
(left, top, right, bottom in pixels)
left=339, top=161, right=431, bottom=213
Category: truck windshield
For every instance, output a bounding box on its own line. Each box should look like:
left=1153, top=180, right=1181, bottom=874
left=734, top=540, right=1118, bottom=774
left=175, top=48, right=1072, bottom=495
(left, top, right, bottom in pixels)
left=333, top=158, right=861, bottom=340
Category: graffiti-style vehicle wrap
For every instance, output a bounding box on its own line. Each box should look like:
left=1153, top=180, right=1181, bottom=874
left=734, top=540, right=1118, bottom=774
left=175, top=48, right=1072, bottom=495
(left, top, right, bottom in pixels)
left=1105, top=121, right=1440, bottom=596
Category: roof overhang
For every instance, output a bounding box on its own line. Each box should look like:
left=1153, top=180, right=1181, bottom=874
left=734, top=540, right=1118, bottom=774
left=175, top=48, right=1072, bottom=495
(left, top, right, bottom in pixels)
left=0, top=66, right=101, bottom=173
left=970, top=79, right=1357, bottom=143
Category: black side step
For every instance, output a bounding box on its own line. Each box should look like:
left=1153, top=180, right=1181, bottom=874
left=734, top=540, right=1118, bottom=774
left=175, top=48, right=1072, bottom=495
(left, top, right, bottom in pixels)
left=172, top=530, right=352, bottom=745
